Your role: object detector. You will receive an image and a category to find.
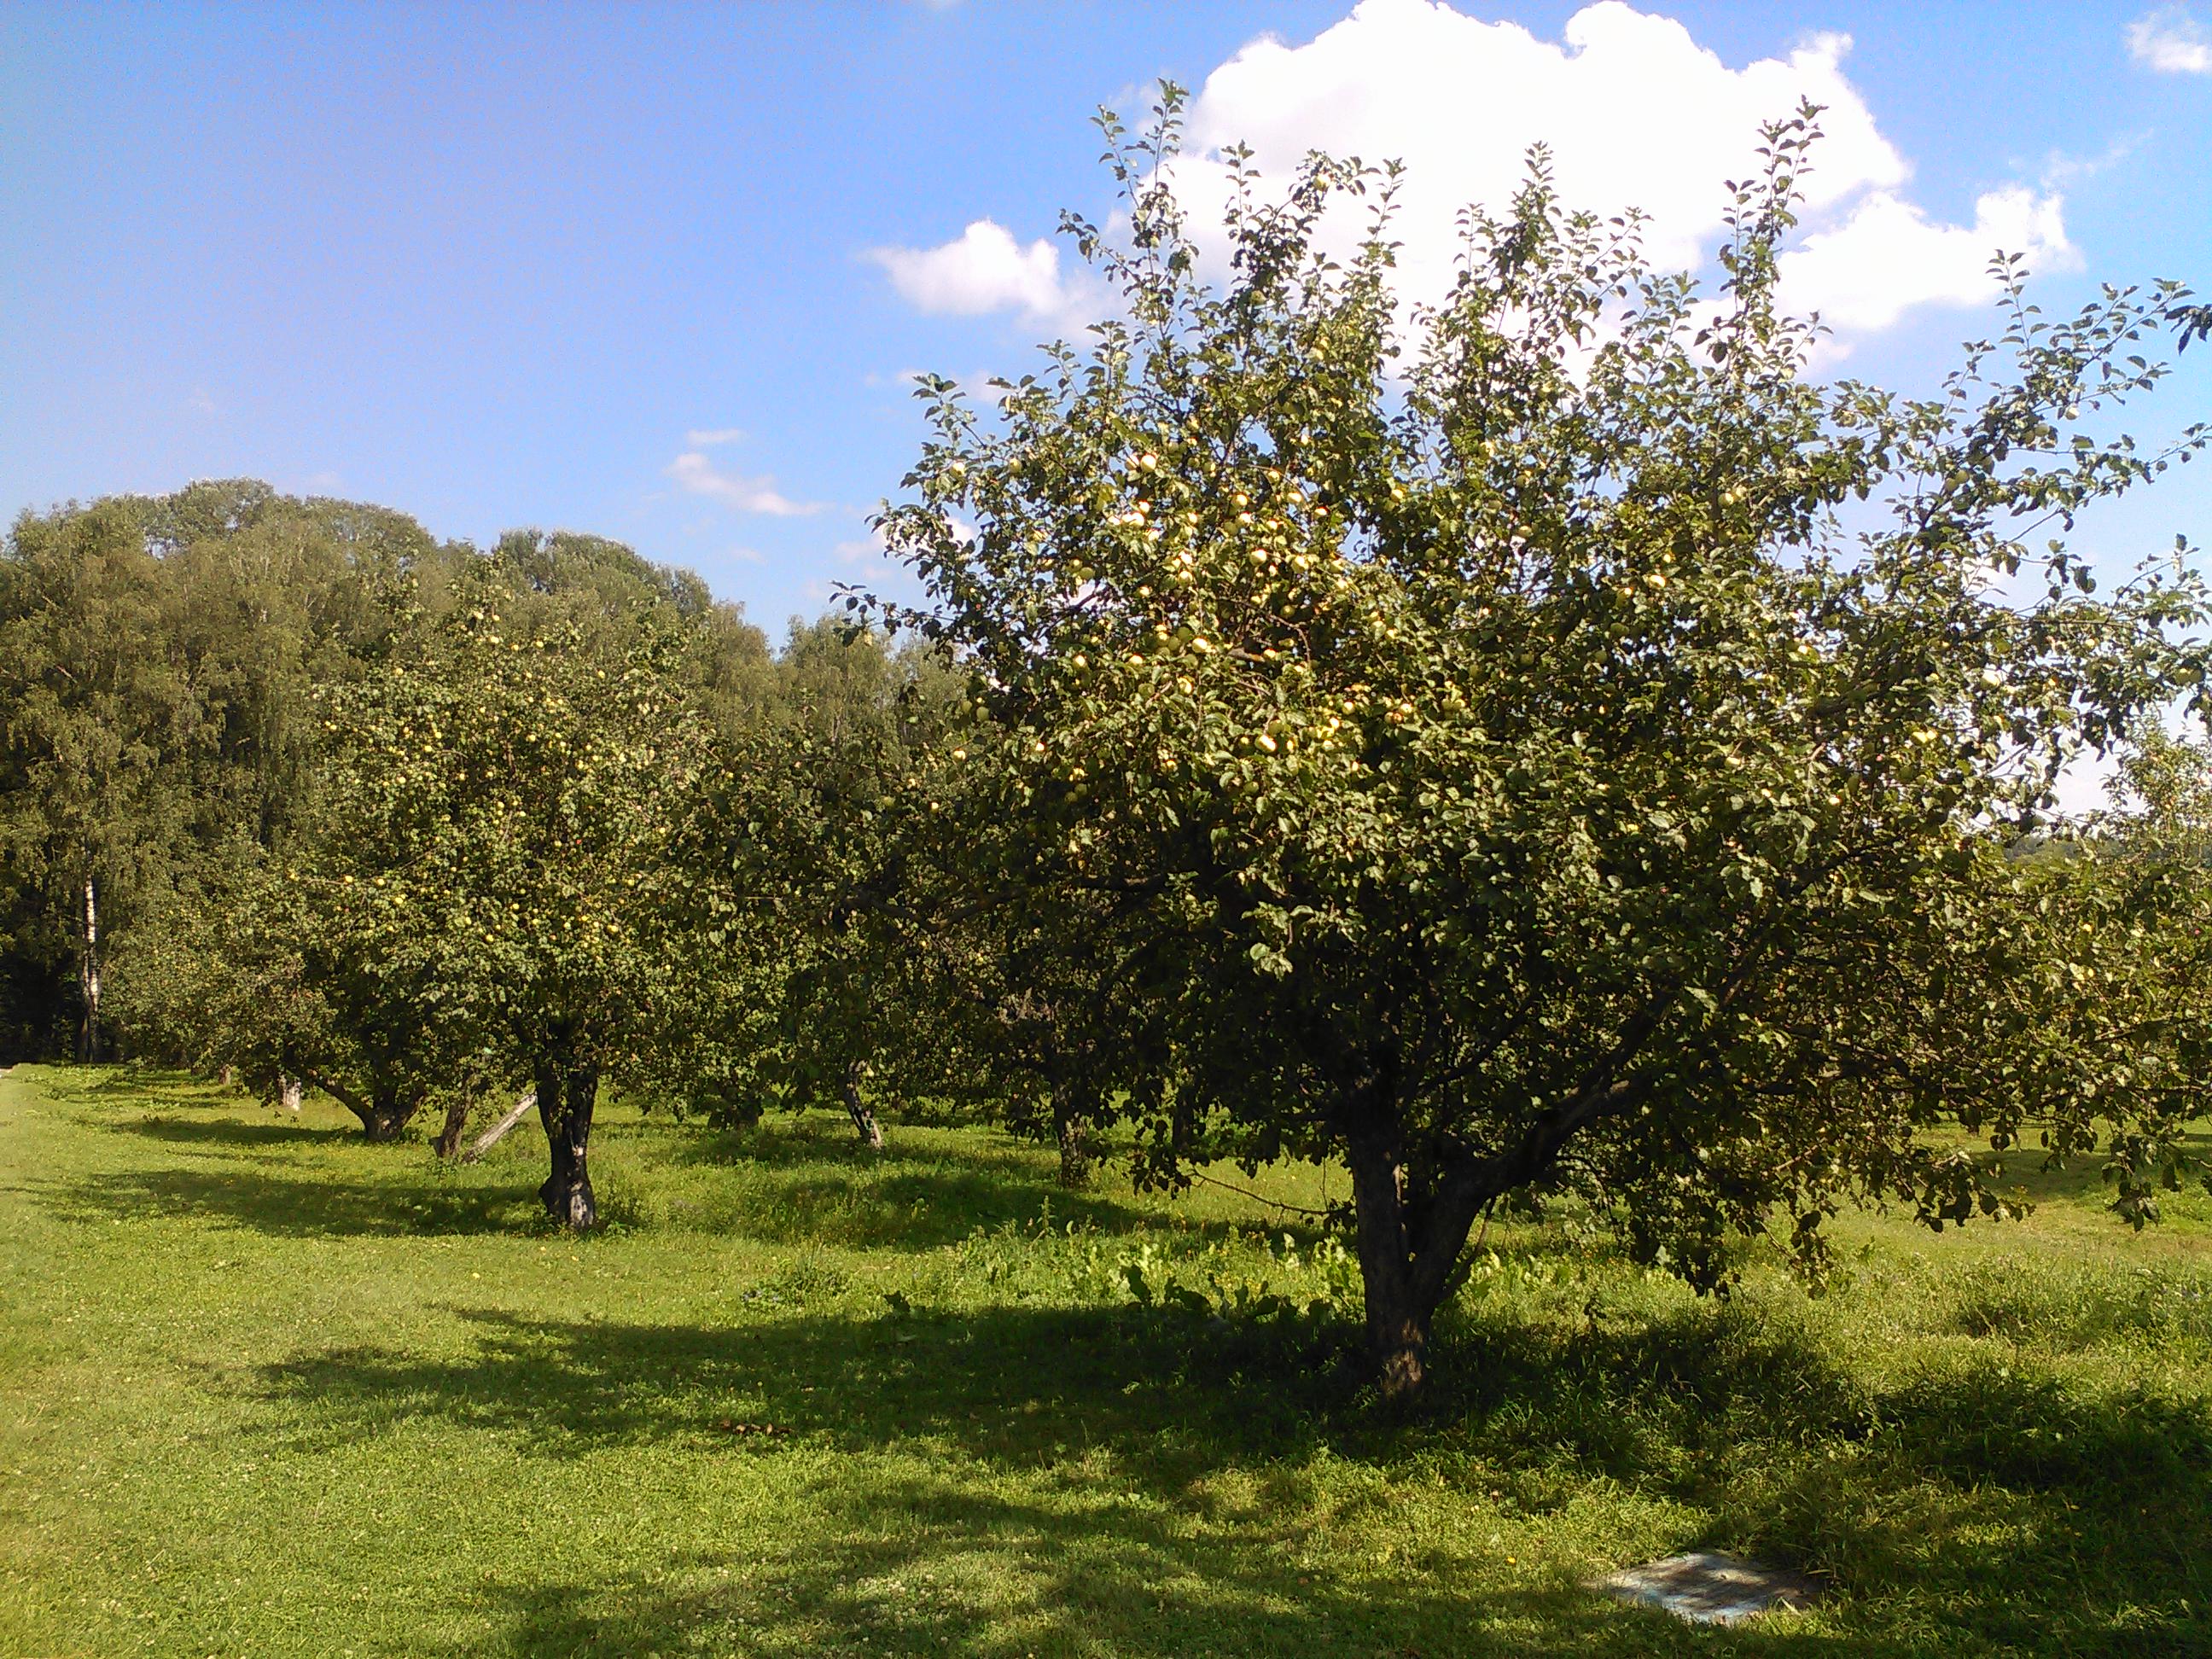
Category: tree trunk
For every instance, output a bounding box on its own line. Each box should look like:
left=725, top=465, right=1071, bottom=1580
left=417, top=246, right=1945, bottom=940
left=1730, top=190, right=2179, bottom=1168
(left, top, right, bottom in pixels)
left=536, top=1064, right=599, bottom=1229
left=434, top=1093, right=474, bottom=1161
left=296, top=1067, right=414, bottom=1141
left=1052, top=1080, right=1093, bottom=1189
left=359, top=1090, right=413, bottom=1142
left=1344, top=1125, right=1431, bottom=1402
left=279, top=1075, right=303, bottom=1115
left=843, top=1062, right=883, bottom=1151
left=463, top=1090, right=537, bottom=1162
left=77, top=876, right=101, bottom=1063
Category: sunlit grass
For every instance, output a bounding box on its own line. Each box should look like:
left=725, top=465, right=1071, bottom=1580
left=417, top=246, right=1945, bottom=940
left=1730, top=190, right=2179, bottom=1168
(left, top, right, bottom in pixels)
left=3, top=1064, right=2209, bottom=1656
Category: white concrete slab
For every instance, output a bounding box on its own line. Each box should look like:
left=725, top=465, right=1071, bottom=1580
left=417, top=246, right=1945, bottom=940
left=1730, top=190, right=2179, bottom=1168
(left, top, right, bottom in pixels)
left=1598, top=1551, right=1817, bottom=1624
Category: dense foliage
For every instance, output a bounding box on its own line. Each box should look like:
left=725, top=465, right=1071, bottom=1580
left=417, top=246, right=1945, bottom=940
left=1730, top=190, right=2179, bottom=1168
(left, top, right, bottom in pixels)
left=7, top=99, right=2211, bottom=1403
left=868, top=96, right=2212, bottom=1394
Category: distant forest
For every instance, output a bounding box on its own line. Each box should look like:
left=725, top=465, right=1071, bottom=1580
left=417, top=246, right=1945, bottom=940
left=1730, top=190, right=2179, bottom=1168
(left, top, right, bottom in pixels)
left=0, top=478, right=934, bottom=1065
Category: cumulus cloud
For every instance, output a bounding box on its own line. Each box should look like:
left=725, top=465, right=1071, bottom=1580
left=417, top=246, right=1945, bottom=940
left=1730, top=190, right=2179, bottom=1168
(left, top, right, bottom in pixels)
left=1780, top=185, right=2076, bottom=333
left=1173, top=2, right=1913, bottom=289
left=685, top=426, right=746, bottom=446
left=667, top=450, right=823, bottom=517
left=869, top=220, right=1074, bottom=319
left=2128, top=7, right=2211, bottom=72
left=877, top=2, right=2076, bottom=352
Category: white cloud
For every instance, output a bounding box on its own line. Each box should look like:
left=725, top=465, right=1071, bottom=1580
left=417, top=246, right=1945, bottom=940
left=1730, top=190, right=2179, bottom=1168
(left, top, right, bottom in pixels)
left=835, top=513, right=972, bottom=568
left=868, top=219, right=1081, bottom=321
left=685, top=427, right=746, bottom=446
left=1780, top=185, right=2077, bottom=333
left=1173, top=3, right=1911, bottom=289
left=1174, top=0, right=2069, bottom=344
left=2036, top=133, right=2145, bottom=189
left=667, top=450, right=823, bottom=517
left=2128, top=7, right=2211, bottom=73
left=879, top=2, right=2075, bottom=352
left=834, top=526, right=892, bottom=567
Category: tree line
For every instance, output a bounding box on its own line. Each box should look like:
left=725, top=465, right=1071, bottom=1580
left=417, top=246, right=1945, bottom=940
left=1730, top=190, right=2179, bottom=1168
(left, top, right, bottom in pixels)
left=7, top=95, right=2212, bottom=1399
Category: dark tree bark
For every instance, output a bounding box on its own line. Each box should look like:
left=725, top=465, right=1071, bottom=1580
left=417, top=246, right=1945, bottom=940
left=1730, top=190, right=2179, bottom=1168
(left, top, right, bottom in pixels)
left=843, top=1061, right=883, bottom=1151
left=300, top=1068, right=417, bottom=1141
left=536, top=1062, right=599, bottom=1228
left=434, top=1093, right=474, bottom=1161
left=1051, top=1080, right=1093, bottom=1189
left=1342, top=1121, right=1434, bottom=1402
left=1337, top=1023, right=1665, bottom=1400
left=1336, top=1052, right=1492, bottom=1405
left=360, top=1090, right=415, bottom=1142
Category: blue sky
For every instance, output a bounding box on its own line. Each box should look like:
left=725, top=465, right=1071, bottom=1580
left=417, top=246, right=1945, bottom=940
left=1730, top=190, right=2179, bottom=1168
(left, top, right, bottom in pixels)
left=3, top=1, right=2208, bottom=637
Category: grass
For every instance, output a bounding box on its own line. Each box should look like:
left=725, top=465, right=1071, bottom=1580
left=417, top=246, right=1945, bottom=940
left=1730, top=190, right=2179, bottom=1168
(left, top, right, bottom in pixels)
left=3, top=1066, right=2210, bottom=1656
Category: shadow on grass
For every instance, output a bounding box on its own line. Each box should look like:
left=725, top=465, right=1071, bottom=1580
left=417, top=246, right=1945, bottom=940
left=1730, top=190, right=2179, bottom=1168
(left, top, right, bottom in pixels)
left=469, top=1519, right=1707, bottom=1659
left=120, top=1115, right=363, bottom=1150
left=54, top=1089, right=1170, bottom=1251
left=238, top=1299, right=2212, bottom=1657
left=655, top=1115, right=1231, bottom=1251
left=45, top=1144, right=1161, bottom=1252
left=672, top=1165, right=1158, bottom=1250
left=39, top=1164, right=535, bottom=1237
left=1972, top=1129, right=2212, bottom=1210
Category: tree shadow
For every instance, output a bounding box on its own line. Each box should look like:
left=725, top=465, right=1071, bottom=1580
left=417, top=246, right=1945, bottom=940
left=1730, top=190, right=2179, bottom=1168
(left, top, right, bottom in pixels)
left=230, top=1301, right=2212, bottom=1656
left=1971, top=1129, right=2212, bottom=1212
left=655, top=1116, right=1175, bottom=1250
left=667, top=1166, right=1161, bottom=1252
left=119, top=1115, right=361, bottom=1150
left=38, top=1165, right=535, bottom=1238
left=467, top=1514, right=1745, bottom=1659
left=45, top=1110, right=1167, bottom=1250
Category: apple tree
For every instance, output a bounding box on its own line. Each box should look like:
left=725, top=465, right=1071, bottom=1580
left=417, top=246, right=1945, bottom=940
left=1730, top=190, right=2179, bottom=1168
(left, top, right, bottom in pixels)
left=875, top=93, right=2212, bottom=1396
left=313, top=577, right=715, bottom=1221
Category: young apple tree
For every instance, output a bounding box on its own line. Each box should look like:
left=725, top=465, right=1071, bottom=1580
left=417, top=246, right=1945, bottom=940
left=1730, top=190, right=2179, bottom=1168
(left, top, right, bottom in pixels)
left=316, top=579, right=714, bottom=1223
left=875, top=92, right=2212, bottom=1398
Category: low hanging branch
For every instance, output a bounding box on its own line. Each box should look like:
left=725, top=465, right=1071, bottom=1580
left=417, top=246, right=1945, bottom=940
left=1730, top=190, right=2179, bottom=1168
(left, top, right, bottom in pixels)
left=1187, top=1169, right=1331, bottom=1220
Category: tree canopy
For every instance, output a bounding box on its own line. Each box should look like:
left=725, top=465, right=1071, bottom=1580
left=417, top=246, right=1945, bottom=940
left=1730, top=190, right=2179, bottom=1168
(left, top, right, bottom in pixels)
left=870, top=94, right=2212, bottom=1395
left=11, top=97, right=2212, bottom=1406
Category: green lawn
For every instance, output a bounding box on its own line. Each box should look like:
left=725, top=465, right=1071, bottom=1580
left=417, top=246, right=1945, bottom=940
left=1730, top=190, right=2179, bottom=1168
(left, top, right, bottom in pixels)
left=3, top=1064, right=2210, bottom=1656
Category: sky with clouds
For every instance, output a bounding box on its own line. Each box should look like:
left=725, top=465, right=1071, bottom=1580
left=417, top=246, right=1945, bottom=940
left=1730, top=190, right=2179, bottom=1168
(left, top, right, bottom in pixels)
left=3, top=1, right=2208, bottom=636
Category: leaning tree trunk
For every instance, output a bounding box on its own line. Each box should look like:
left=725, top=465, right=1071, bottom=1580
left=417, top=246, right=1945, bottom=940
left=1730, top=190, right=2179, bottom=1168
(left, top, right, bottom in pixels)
left=462, top=1090, right=537, bottom=1162
left=434, top=1092, right=474, bottom=1161
left=842, top=1061, right=883, bottom=1151
left=536, top=1063, right=599, bottom=1229
left=77, top=876, right=101, bottom=1063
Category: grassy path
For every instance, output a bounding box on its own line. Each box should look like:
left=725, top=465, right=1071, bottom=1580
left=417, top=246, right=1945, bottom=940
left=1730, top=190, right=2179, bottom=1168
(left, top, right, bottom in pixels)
left=3, top=1064, right=2211, bottom=1656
